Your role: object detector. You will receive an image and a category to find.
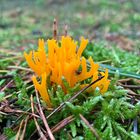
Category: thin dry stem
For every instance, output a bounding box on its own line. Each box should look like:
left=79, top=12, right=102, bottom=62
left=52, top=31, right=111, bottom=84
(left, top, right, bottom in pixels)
left=51, top=115, right=74, bottom=134
left=53, top=18, right=57, bottom=40
left=118, top=82, right=140, bottom=89
left=8, top=65, right=33, bottom=72
left=35, top=90, right=55, bottom=140
left=4, top=85, right=34, bottom=100
left=127, top=88, right=140, bottom=97
left=20, top=115, right=29, bottom=140
left=0, top=75, right=13, bottom=79
left=30, top=95, right=47, bottom=140
left=1, top=80, right=13, bottom=92
left=1, top=55, right=23, bottom=62
left=118, top=78, right=132, bottom=83
left=15, top=119, right=24, bottom=140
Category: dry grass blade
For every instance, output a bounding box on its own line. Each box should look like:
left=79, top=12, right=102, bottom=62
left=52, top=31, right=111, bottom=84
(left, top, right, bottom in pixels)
left=20, top=115, right=29, bottom=140
left=0, top=75, right=13, bottom=79
left=51, top=115, right=75, bottom=134
left=0, top=49, right=21, bottom=55
left=127, top=95, right=139, bottom=102
left=47, top=76, right=105, bottom=119
left=15, top=119, right=24, bottom=140
left=3, top=85, right=34, bottom=100
left=118, top=82, right=140, bottom=89
left=30, top=95, right=47, bottom=140
left=127, top=88, right=140, bottom=97
left=118, top=78, right=132, bottom=82
left=0, top=55, right=23, bottom=62
left=79, top=114, right=102, bottom=140
left=8, top=66, right=33, bottom=72
left=1, top=80, right=13, bottom=92
left=0, top=70, right=10, bottom=73
left=35, top=90, right=55, bottom=140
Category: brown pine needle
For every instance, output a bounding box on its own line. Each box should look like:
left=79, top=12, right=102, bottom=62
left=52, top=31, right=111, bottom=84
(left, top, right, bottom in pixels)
left=8, top=65, right=33, bottom=72
left=118, top=82, right=140, bottom=89
left=1, top=80, right=13, bottom=92
left=20, top=115, right=29, bottom=140
left=79, top=114, right=102, bottom=140
left=127, top=88, right=140, bottom=97
left=51, top=115, right=75, bottom=134
left=0, top=55, right=23, bottom=62
left=35, top=90, right=55, bottom=140
left=0, top=75, right=13, bottom=79
left=4, top=85, right=34, bottom=100
left=30, top=95, right=47, bottom=140
left=15, top=119, right=24, bottom=140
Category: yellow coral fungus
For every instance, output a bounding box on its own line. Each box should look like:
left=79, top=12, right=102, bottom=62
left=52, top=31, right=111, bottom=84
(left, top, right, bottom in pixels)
left=32, top=73, right=51, bottom=107
left=24, top=36, right=110, bottom=106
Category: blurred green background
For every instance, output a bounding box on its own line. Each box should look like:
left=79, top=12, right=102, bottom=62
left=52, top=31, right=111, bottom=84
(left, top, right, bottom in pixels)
left=0, top=0, right=140, bottom=50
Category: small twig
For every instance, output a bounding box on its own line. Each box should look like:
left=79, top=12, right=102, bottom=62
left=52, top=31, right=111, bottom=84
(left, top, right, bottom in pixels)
left=3, top=85, right=34, bottom=100
left=0, top=80, right=13, bottom=92
left=45, top=115, right=74, bottom=137
left=0, top=105, right=40, bottom=118
left=15, top=119, right=24, bottom=140
left=30, top=95, right=47, bottom=140
left=118, top=83, right=140, bottom=89
left=127, top=95, right=139, bottom=102
left=118, top=78, right=132, bottom=83
left=47, top=76, right=104, bottom=119
left=0, top=75, right=13, bottom=79
left=9, top=107, right=38, bottom=129
left=0, top=98, right=18, bottom=110
left=127, top=88, right=140, bottom=97
left=15, top=110, right=40, bottom=119
left=53, top=18, right=57, bottom=40
left=0, top=55, right=23, bottom=62
left=35, top=90, right=55, bottom=140
left=79, top=114, right=102, bottom=140
left=20, top=115, right=29, bottom=140
left=51, top=115, right=75, bottom=134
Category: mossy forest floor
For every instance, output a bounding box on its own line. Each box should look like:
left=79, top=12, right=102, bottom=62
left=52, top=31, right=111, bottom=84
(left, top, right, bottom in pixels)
left=0, top=0, right=140, bottom=140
